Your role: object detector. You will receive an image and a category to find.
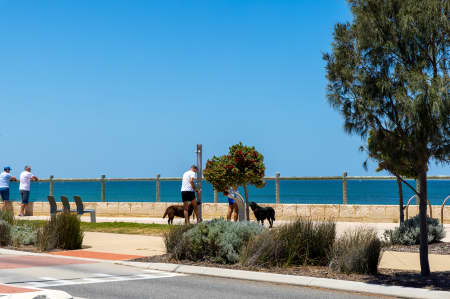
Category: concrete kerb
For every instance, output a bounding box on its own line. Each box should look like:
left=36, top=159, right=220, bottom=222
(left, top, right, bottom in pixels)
left=117, top=261, right=450, bottom=299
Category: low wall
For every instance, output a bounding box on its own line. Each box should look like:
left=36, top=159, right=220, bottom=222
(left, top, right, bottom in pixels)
left=9, top=201, right=450, bottom=223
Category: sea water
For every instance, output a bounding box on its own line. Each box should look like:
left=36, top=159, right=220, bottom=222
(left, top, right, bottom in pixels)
left=4, top=180, right=449, bottom=205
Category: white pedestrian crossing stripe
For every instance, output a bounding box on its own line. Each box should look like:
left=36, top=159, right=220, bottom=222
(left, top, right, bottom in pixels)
left=7, top=271, right=184, bottom=288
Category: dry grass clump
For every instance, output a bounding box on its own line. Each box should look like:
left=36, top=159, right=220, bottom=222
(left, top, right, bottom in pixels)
left=241, top=218, right=336, bottom=267
left=36, top=212, right=83, bottom=251
left=0, top=220, right=11, bottom=246
left=329, top=227, right=381, bottom=275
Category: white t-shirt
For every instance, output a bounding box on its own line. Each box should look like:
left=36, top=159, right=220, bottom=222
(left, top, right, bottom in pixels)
left=0, top=172, right=11, bottom=189
left=181, top=170, right=196, bottom=192
left=19, top=171, right=35, bottom=191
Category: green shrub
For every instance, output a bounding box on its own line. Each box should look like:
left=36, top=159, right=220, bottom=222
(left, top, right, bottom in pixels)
left=11, top=224, right=37, bottom=247
left=241, top=218, right=336, bottom=267
left=383, top=215, right=446, bottom=245
left=329, top=227, right=381, bottom=275
left=36, top=213, right=84, bottom=251
left=168, top=218, right=265, bottom=264
left=0, top=209, right=14, bottom=225
left=0, top=219, right=12, bottom=246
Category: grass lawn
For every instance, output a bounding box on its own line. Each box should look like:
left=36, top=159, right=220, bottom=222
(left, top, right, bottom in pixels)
left=16, top=220, right=171, bottom=236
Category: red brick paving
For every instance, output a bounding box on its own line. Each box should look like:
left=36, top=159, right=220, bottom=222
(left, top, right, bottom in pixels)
left=50, top=250, right=144, bottom=260
left=0, top=283, right=36, bottom=294
left=0, top=255, right=94, bottom=269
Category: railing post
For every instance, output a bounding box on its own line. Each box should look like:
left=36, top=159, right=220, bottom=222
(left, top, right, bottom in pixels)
left=214, top=189, right=218, bottom=203
left=275, top=172, right=280, bottom=204
left=156, top=174, right=161, bottom=202
left=49, top=175, right=54, bottom=196
left=100, top=174, right=106, bottom=202
left=342, top=172, right=348, bottom=204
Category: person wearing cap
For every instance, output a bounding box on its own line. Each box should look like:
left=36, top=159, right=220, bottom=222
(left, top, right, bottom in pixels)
left=0, top=167, right=17, bottom=211
left=180, top=165, right=201, bottom=224
left=18, top=165, right=38, bottom=217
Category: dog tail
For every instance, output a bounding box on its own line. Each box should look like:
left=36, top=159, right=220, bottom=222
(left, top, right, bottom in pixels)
left=162, top=208, right=168, bottom=219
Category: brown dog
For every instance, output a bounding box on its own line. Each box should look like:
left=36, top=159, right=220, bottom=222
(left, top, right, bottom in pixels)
left=163, top=203, right=196, bottom=224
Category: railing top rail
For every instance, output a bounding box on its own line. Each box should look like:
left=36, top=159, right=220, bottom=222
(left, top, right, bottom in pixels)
left=30, top=175, right=450, bottom=183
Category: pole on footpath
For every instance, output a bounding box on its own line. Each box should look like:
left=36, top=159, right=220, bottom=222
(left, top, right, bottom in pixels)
left=196, top=144, right=203, bottom=222
left=101, top=174, right=106, bottom=202
left=342, top=172, right=348, bottom=204
left=156, top=174, right=161, bottom=202
left=275, top=172, right=280, bottom=204
left=49, top=175, right=54, bottom=197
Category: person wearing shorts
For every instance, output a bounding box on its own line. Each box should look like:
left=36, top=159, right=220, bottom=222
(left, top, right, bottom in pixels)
left=181, top=165, right=200, bottom=224
left=18, top=165, right=38, bottom=216
left=0, top=167, right=16, bottom=211
left=224, top=189, right=239, bottom=222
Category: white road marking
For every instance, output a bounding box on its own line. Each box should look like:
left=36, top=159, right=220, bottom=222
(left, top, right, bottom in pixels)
left=92, top=273, right=114, bottom=277
left=7, top=271, right=185, bottom=288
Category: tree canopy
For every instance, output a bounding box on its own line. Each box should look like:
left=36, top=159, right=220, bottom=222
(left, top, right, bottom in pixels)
left=324, top=0, right=449, bottom=276
left=204, top=142, right=266, bottom=219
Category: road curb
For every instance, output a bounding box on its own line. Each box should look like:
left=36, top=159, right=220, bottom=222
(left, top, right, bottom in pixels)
left=117, top=261, right=450, bottom=299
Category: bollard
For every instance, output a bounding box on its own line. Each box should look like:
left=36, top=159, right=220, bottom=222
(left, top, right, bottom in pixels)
left=100, top=174, right=106, bottom=202
left=342, top=172, right=348, bottom=204
left=49, top=175, right=54, bottom=196
left=275, top=172, right=280, bottom=204
left=156, top=174, right=161, bottom=202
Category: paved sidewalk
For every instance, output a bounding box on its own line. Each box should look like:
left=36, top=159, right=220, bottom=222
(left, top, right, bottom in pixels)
left=82, top=232, right=165, bottom=257
left=379, top=251, right=450, bottom=272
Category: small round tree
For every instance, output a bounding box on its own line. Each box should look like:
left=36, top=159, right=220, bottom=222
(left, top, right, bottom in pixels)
left=204, top=142, right=266, bottom=220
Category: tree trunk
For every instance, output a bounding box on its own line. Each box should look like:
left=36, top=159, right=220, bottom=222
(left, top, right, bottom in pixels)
left=397, top=177, right=404, bottom=224
left=418, top=168, right=430, bottom=276
left=243, top=184, right=250, bottom=221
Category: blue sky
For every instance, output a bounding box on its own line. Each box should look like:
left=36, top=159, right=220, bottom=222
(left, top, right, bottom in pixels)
left=0, top=0, right=448, bottom=178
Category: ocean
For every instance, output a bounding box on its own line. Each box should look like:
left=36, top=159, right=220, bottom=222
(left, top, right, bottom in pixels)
left=5, top=179, right=449, bottom=205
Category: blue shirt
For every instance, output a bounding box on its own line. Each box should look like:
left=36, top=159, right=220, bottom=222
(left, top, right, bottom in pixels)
left=0, top=172, right=12, bottom=189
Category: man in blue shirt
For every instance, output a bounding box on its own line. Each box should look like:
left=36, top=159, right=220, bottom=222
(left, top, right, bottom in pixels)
left=0, top=167, right=17, bottom=211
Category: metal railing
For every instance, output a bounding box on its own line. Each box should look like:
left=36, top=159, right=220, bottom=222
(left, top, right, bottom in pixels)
left=36, top=173, right=449, bottom=204
left=404, top=195, right=432, bottom=220
left=442, top=196, right=450, bottom=224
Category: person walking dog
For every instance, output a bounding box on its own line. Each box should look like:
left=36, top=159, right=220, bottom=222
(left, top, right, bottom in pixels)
left=181, top=165, right=200, bottom=224
left=18, top=165, right=38, bottom=216
left=0, top=167, right=16, bottom=211
left=223, top=190, right=239, bottom=222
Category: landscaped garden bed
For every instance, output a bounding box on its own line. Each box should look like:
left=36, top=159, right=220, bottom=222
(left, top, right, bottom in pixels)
left=134, top=253, right=450, bottom=291
left=132, top=216, right=449, bottom=291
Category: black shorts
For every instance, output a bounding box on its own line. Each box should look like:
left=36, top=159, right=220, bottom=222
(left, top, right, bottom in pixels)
left=181, top=191, right=196, bottom=202
left=20, top=190, right=30, bottom=204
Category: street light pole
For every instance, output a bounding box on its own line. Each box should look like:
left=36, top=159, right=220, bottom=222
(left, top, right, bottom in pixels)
left=196, top=144, right=203, bottom=222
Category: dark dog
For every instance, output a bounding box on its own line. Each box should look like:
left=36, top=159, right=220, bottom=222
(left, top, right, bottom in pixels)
left=162, top=202, right=199, bottom=224
left=249, top=201, right=275, bottom=228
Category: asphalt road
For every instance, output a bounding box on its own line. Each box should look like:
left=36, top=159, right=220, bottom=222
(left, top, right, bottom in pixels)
left=48, top=274, right=386, bottom=299
left=0, top=253, right=388, bottom=299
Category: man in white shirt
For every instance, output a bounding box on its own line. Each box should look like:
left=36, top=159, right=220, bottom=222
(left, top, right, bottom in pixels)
left=18, top=165, right=38, bottom=216
left=0, top=166, right=16, bottom=211
left=181, top=165, right=200, bottom=224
